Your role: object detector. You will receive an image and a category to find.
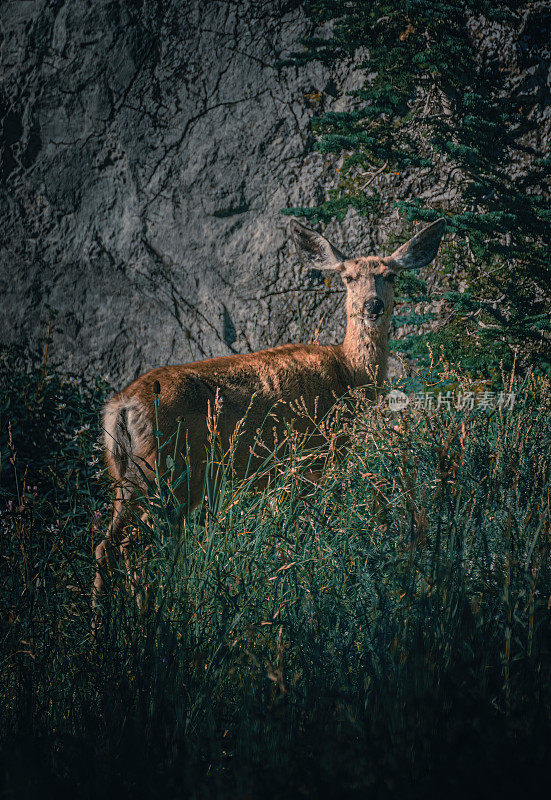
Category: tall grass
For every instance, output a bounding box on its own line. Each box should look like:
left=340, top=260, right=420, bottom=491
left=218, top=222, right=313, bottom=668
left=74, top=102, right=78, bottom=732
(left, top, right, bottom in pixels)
left=1, top=345, right=550, bottom=798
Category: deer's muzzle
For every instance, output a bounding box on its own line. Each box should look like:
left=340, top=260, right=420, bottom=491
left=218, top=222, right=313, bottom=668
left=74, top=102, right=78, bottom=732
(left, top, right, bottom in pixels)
left=363, top=298, right=385, bottom=319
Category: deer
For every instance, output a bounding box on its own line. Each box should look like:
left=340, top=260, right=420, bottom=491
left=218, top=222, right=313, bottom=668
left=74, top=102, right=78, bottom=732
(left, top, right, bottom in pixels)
left=93, top=217, right=446, bottom=603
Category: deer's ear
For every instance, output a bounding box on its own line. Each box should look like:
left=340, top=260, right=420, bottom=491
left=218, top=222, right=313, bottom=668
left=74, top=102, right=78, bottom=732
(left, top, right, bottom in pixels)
left=383, top=218, right=446, bottom=271
left=290, top=219, right=346, bottom=271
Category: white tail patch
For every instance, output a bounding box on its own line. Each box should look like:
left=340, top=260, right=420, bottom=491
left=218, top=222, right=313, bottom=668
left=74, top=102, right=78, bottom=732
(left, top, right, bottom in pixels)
left=103, top=396, right=153, bottom=483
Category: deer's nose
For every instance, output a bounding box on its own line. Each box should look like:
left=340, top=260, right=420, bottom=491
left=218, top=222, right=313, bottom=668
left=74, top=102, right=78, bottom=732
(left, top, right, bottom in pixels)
left=364, top=298, right=384, bottom=317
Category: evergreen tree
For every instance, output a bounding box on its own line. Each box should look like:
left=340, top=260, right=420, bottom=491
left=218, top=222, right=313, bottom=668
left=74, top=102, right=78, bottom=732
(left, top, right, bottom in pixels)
left=284, top=1, right=550, bottom=377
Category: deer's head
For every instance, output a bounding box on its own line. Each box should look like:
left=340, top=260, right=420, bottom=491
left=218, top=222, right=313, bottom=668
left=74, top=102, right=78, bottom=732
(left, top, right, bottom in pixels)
left=291, top=218, right=446, bottom=331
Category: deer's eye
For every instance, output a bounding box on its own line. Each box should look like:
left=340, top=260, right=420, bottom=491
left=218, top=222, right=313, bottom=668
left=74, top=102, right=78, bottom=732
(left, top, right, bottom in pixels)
left=343, top=275, right=355, bottom=284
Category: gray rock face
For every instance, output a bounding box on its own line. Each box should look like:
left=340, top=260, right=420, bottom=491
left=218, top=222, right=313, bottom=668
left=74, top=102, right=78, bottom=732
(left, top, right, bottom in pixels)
left=1, top=1, right=549, bottom=386
left=0, top=0, right=363, bottom=385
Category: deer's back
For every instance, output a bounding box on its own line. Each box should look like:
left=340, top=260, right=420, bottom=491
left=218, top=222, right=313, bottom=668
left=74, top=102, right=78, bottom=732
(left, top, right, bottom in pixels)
left=104, top=343, right=358, bottom=506
left=122, top=343, right=353, bottom=414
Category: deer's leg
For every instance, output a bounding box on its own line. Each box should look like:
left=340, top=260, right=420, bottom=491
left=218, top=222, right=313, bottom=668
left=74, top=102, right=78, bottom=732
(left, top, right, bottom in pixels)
left=93, top=484, right=133, bottom=607
left=125, top=510, right=154, bottom=613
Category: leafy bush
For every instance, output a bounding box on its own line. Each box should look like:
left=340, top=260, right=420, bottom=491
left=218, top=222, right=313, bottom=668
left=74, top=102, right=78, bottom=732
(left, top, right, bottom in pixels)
left=1, top=350, right=550, bottom=797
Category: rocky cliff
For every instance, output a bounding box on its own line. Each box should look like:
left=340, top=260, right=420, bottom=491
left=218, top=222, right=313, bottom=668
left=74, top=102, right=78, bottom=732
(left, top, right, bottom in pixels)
left=1, top=1, right=549, bottom=385
left=1, top=0, right=361, bottom=384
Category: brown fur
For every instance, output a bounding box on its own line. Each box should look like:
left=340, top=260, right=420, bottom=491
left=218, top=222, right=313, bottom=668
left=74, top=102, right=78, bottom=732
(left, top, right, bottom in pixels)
left=93, top=218, right=445, bottom=604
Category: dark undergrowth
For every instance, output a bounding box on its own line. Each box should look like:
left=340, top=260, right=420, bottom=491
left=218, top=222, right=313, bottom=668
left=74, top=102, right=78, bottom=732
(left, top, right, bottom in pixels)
left=1, top=344, right=551, bottom=799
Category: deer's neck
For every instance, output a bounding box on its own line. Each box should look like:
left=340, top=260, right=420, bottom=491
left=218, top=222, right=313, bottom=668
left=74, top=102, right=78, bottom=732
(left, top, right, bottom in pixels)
left=341, top=315, right=390, bottom=389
